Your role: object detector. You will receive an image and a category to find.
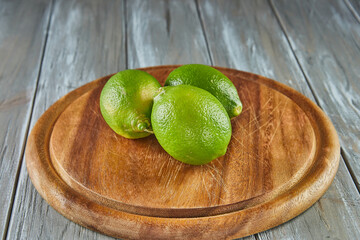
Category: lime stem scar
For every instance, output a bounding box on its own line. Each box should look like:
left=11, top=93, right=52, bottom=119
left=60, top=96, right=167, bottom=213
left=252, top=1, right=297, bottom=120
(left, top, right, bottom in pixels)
left=137, top=122, right=148, bottom=131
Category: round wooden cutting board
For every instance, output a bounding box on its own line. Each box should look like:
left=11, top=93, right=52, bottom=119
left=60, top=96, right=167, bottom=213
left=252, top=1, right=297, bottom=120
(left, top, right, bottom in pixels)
left=26, top=66, right=340, bottom=240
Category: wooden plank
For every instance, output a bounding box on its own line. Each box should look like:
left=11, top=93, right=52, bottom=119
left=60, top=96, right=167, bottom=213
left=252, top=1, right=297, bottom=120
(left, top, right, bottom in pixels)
left=0, top=0, right=51, bottom=237
left=6, top=0, right=125, bottom=239
left=270, top=0, right=360, bottom=189
left=126, top=0, right=211, bottom=68
left=198, top=0, right=360, bottom=239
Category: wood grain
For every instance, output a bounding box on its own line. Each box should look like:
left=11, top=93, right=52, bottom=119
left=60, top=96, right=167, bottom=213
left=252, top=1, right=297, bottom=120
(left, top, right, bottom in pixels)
left=6, top=0, right=125, bottom=239
left=127, top=0, right=211, bottom=68
left=0, top=0, right=51, bottom=237
left=271, top=0, right=360, bottom=190
left=26, top=66, right=340, bottom=239
left=198, top=0, right=360, bottom=239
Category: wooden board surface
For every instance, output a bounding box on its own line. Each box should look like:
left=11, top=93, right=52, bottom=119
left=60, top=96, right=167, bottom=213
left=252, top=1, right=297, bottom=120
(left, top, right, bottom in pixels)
left=26, top=66, right=340, bottom=239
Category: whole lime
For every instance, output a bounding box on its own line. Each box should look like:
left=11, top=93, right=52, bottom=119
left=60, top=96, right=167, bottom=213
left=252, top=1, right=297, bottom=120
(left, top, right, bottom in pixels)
left=165, top=64, right=242, bottom=118
left=151, top=85, right=232, bottom=165
left=100, top=70, right=161, bottom=139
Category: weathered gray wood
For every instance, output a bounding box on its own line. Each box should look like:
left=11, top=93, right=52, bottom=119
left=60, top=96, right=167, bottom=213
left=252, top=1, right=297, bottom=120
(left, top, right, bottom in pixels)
left=127, top=0, right=211, bottom=68
left=270, top=0, right=360, bottom=190
left=345, top=0, right=360, bottom=22
left=6, top=0, right=125, bottom=239
left=0, top=0, right=51, bottom=238
left=198, top=0, right=360, bottom=239
left=260, top=159, right=360, bottom=239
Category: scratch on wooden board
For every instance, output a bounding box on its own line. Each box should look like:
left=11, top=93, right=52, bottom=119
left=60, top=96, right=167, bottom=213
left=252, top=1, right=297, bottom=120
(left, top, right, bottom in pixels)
left=201, top=165, right=213, bottom=203
left=247, top=100, right=284, bottom=136
left=206, top=164, right=227, bottom=194
left=247, top=103, right=260, bottom=130
left=244, top=85, right=260, bottom=128
left=90, top=107, right=100, bottom=118
left=232, top=135, right=260, bottom=158
left=261, top=96, right=274, bottom=109
left=108, top=150, right=123, bottom=158
left=169, top=162, right=182, bottom=187
left=165, top=157, right=181, bottom=189
left=241, top=97, right=273, bottom=128
left=163, top=158, right=172, bottom=189
left=158, top=158, right=167, bottom=177
left=176, top=186, right=185, bottom=205
left=230, top=98, right=288, bottom=172
left=267, top=101, right=288, bottom=146
left=112, top=132, right=120, bottom=141
left=143, top=144, right=151, bottom=161
left=214, top=158, right=224, bottom=168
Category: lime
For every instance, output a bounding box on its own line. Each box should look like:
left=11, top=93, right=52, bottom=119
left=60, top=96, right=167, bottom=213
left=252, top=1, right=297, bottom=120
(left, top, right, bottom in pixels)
left=100, top=70, right=161, bottom=139
left=165, top=64, right=242, bottom=118
left=151, top=85, right=232, bottom=165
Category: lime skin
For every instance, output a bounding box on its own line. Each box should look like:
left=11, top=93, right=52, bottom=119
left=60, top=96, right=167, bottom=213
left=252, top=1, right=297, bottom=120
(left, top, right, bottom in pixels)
left=100, top=70, right=161, bottom=139
left=151, top=85, right=232, bottom=165
left=165, top=64, right=242, bottom=118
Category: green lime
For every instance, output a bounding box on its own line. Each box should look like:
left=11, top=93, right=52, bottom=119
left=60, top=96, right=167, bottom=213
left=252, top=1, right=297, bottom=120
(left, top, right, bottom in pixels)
left=165, top=64, right=242, bottom=118
left=151, top=85, right=232, bottom=165
left=100, top=70, right=161, bottom=139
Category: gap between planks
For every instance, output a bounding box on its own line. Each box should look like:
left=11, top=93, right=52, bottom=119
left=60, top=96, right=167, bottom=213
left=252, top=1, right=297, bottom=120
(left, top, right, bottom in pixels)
left=267, top=0, right=360, bottom=194
left=194, top=0, right=214, bottom=66
left=343, top=0, right=360, bottom=23
left=2, top=0, right=55, bottom=239
left=124, top=0, right=128, bottom=70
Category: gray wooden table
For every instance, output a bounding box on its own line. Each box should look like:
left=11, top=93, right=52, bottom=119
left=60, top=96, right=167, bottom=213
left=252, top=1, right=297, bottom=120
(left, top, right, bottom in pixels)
left=1, top=0, right=359, bottom=239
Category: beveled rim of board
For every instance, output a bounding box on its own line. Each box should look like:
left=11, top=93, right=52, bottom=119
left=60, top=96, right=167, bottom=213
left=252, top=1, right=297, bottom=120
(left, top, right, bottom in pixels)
left=26, top=65, right=340, bottom=239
